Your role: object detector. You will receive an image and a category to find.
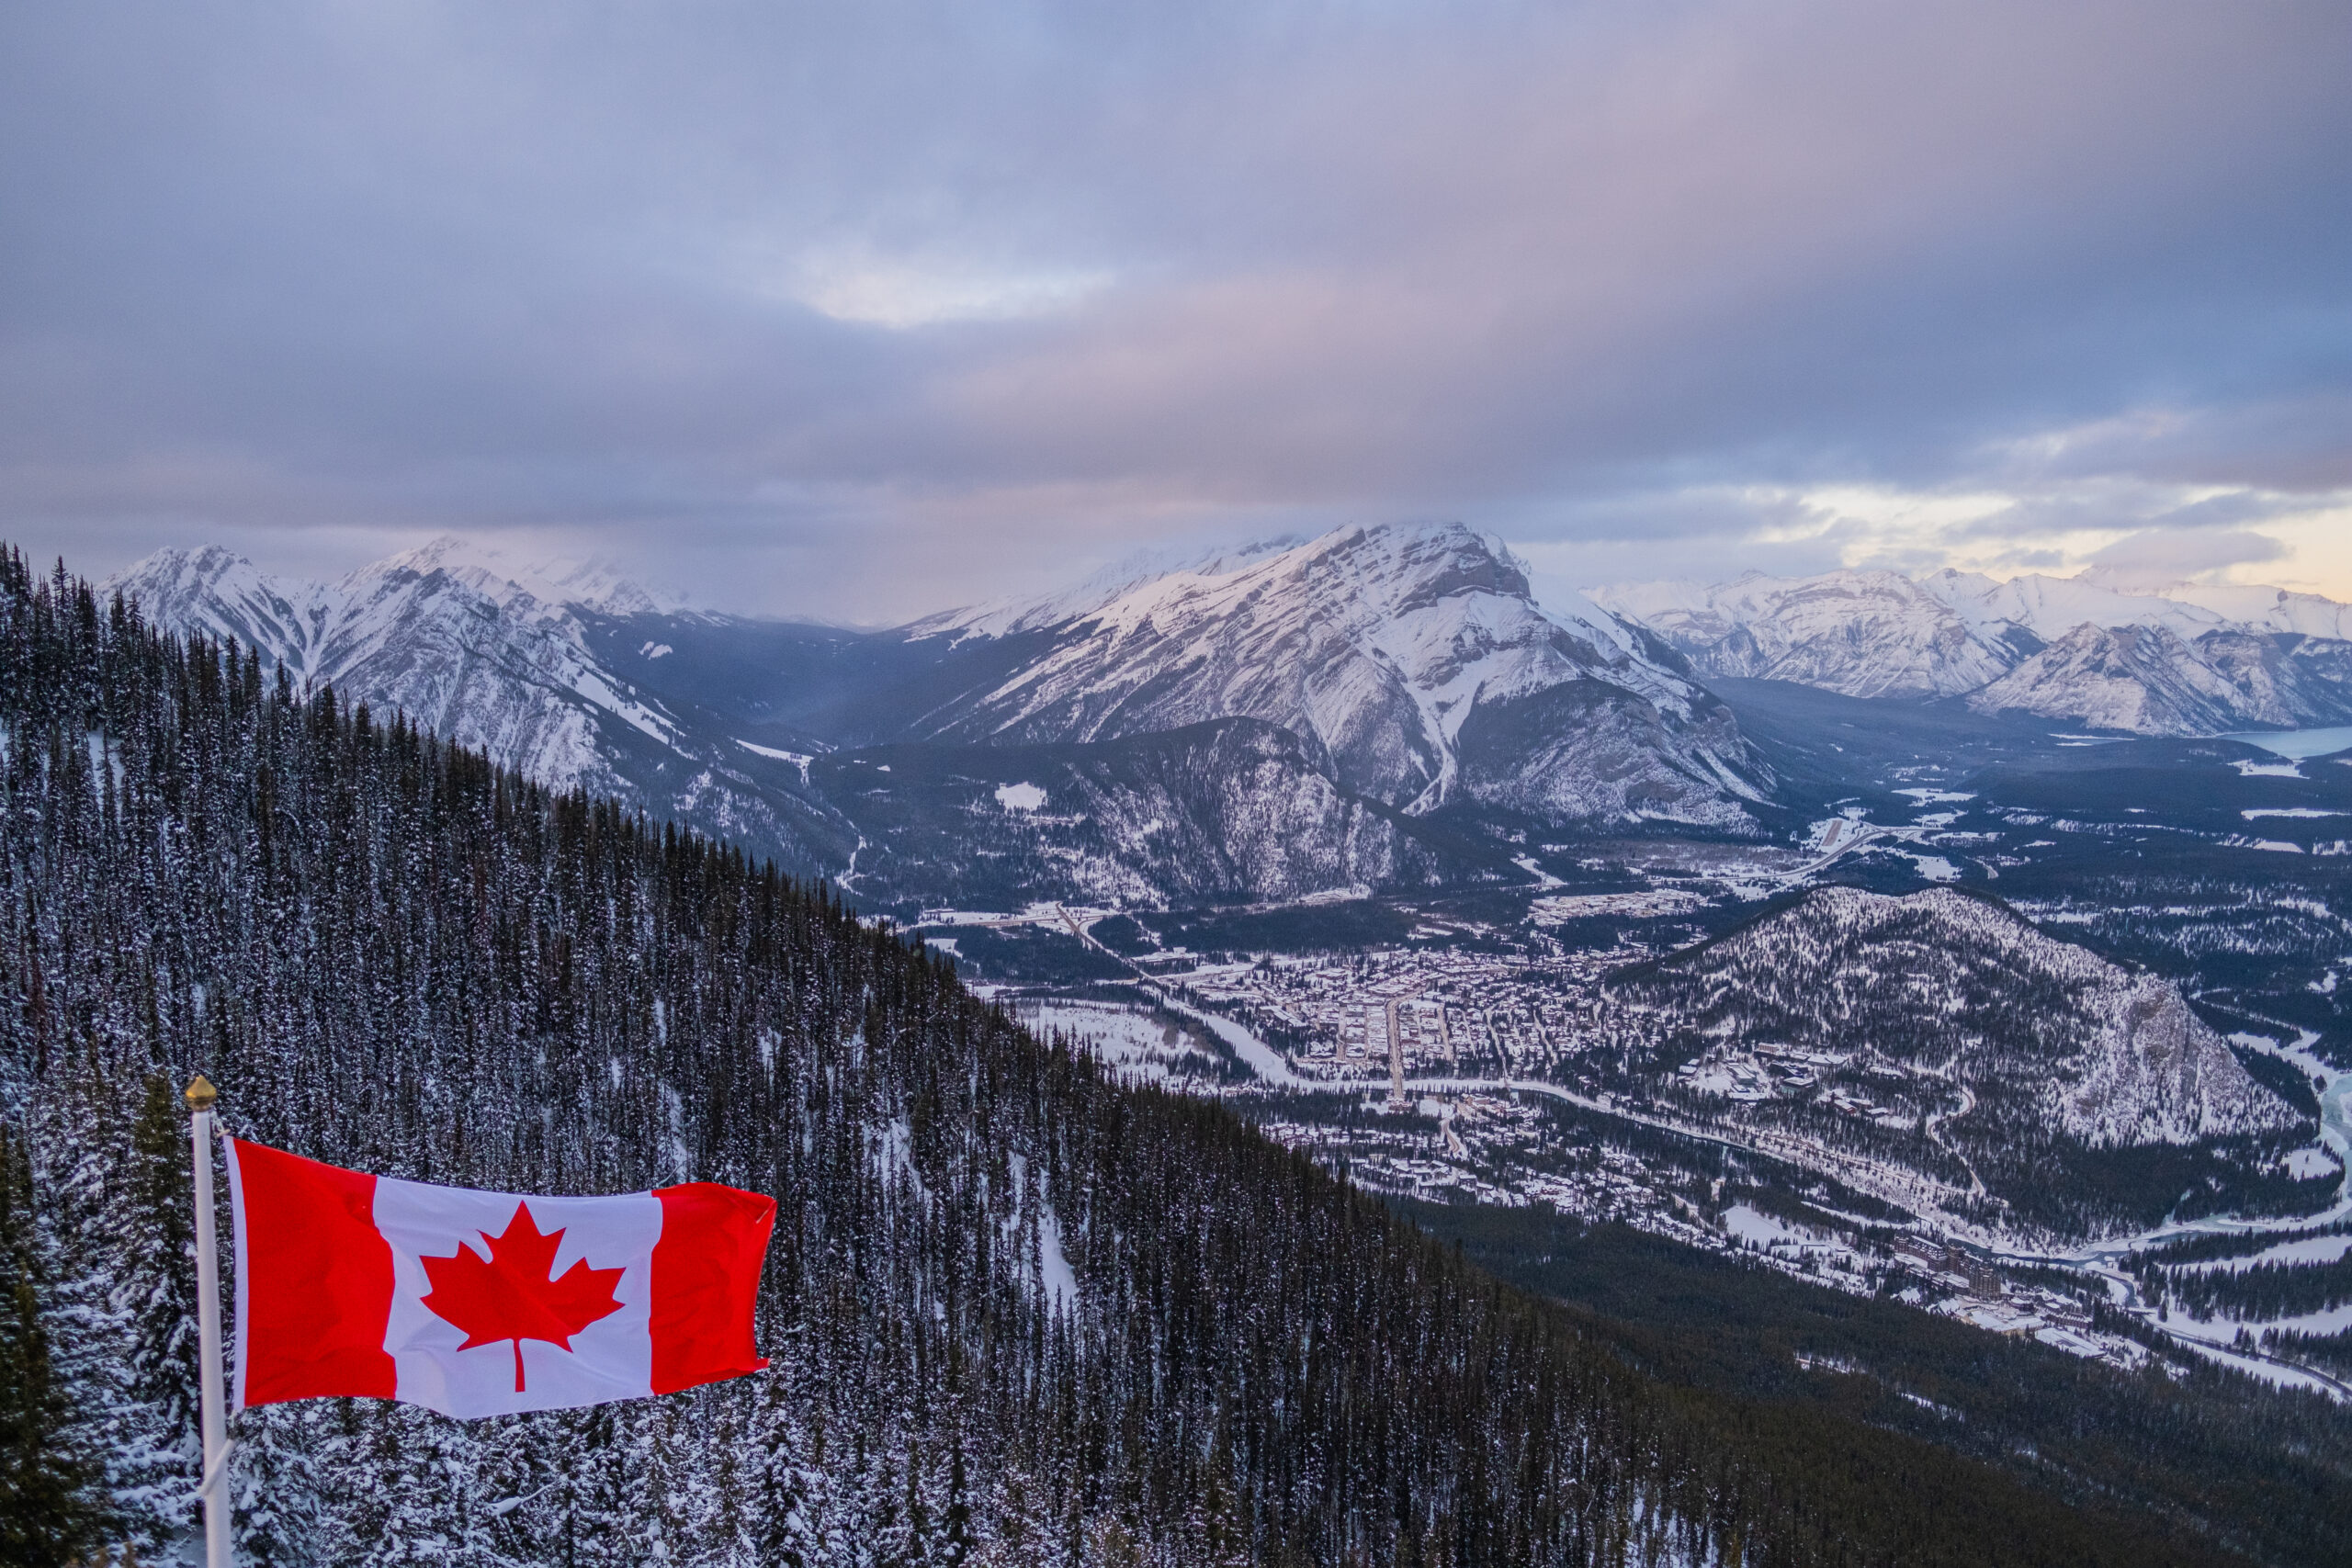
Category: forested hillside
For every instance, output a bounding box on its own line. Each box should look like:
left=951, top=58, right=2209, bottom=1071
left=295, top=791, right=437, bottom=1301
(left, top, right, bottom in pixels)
left=0, top=548, right=2233, bottom=1565
left=1601, top=886, right=2311, bottom=1240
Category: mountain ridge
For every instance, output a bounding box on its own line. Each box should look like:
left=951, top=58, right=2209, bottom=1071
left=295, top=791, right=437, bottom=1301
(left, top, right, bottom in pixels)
left=110, top=525, right=1783, bottom=910
left=907, top=522, right=1771, bottom=829
left=1595, top=566, right=2352, bottom=735
left=1605, top=884, right=2310, bottom=1239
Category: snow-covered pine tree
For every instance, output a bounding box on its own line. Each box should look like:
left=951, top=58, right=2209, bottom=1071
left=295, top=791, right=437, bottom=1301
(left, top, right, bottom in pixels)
left=0, top=1121, right=102, bottom=1566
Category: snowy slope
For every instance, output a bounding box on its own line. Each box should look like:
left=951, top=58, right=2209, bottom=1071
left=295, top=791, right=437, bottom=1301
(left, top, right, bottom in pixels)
left=2171, top=582, right=2352, bottom=640
left=909, top=536, right=1306, bottom=642
left=1966, top=623, right=2256, bottom=735
left=109, top=545, right=675, bottom=788
left=1627, top=886, right=2297, bottom=1147
left=1597, top=566, right=2352, bottom=734
left=1592, top=570, right=2037, bottom=699
left=105, top=544, right=854, bottom=874
left=914, top=523, right=1769, bottom=829
left=1611, top=886, right=2305, bottom=1239
left=378, top=535, right=696, bottom=617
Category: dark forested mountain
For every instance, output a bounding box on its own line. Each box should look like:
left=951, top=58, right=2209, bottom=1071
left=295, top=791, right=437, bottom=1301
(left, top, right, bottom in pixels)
left=811, top=718, right=1500, bottom=911
left=1600, top=887, right=2311, bottom=1239
left=0, top=550, right=2264, bottom=1565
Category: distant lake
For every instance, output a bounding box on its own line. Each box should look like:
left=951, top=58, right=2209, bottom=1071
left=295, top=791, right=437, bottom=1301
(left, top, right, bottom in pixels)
left=2224, top=725, right=2352, bottom=761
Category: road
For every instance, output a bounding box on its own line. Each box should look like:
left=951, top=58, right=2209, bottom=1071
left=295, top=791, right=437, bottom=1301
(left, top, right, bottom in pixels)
left=1172, top=987, right=2352, bottom=1396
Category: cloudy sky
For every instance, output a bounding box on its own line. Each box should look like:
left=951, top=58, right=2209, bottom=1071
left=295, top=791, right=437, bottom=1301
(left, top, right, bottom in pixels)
left=4, top=0, right=2346, bottom=621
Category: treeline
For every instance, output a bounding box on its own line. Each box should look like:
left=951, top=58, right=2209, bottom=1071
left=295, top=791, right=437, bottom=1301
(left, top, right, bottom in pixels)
left=2140, top=1220, right=2352, bottom=1269
left=2159, top=1254, right=2352, bottom=1322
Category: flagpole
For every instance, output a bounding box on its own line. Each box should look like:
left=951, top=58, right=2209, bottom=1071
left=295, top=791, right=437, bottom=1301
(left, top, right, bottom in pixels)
left=187, top=1075, right=233, bottom=1568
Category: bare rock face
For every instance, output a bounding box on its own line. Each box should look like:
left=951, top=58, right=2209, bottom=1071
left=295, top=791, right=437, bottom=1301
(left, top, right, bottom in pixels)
left=1600, top=565, right=2352, bottom=737
left=823, top=718, right=1454, bottom=909
left=915, top=522, right=1771, bottom=830
left=2191, top=630, right=2352, bottom=729
left=2064, top=982, right=2293, bottom=1148
left=105, top=544, right=856, bottom=877
left=1594, top=569, right=2038, bottom=699
left=1967, top=623, right=2254, bottom=735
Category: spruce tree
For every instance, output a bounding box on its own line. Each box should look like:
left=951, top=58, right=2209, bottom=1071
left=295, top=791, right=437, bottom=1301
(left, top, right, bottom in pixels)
left=0, top=1123, right=100, bottom=1566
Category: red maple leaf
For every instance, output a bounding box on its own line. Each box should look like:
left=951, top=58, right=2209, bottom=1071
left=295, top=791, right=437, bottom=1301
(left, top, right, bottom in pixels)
left=419, top=1202, right=627, bottom=1393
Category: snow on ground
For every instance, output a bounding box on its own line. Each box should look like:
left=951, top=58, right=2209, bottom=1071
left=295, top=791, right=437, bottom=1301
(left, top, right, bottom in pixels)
left=1529, top=889, right=1703, bottom=921
left=735, top=739, right=816, bottom=783
left=1013, top=999, right=1216, bottom=1083
left=2177, top=1231, right=2352, bottom=1273
left=2286, top=1147, right=2343, bottom=1180
left=1722, top=1204, right=1831, bottom=1250
left=1037, top=1206, right=1078, bottom=1314
left=1721, top=1205, right=1872, bottom=1271
left=2243, top=807, right=2347, bottom=819
left=2233, top=758, right=2306, bottom=778
left=570, top=669, right=677, bottom=744
left=996, top=781, right=1047, bottom=811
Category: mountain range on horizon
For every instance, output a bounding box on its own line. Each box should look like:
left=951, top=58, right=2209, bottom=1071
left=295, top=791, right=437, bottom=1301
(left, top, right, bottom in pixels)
left=24, top=527, right=2352, bottom=1567
left=1592, top=565, right=2352, bottom=735
left=100, top=525, right=1781, bottom=908
left=93, top=527, right=2352, bottom=915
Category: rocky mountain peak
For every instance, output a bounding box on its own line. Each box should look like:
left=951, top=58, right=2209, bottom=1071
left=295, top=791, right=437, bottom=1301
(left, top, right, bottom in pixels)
left=1966, top=622, right=2254, bottom=736
left=911, top=521, right=1768, bottom=828
left=1598, top=564, right=2352, bottom=734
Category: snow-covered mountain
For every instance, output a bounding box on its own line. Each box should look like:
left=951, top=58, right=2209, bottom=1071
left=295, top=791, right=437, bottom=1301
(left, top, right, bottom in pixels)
left=1626, top=886, right=2293, bottom=1146
left=1595, top=567, right=2352, bottom=735
left=910, top=523, right=1770, bottom=829
left=1610, top=886, right=2307, bottom=1239
left=1592, top=570, right=2037, bottom=699
left=105, top=542, right=853, bottom=874
left=112, top=525, right=1770, bottom=908
left=383, top=535, right=697, bottom=618
left=1967, top=623, right=2256, bottom=736
left=110, top=542, right=681, bottom=785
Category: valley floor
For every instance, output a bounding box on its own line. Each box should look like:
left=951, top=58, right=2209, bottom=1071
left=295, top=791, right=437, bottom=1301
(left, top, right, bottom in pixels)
left=945, top=716, right=2352, bottom=1401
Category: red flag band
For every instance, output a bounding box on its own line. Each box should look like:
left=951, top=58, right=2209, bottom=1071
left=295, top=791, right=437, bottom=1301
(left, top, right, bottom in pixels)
left=224, top=1139, right=775, bottom=1419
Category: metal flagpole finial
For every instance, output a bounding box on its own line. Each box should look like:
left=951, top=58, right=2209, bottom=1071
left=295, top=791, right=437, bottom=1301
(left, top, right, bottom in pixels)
left=185, top=1075, right=219, bottom=1111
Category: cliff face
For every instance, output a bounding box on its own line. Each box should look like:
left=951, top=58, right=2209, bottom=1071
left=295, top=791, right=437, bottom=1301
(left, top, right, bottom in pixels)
left=1600, top=566, right=2352, bottom=736
left=916, top=522, right=1770, bottom=829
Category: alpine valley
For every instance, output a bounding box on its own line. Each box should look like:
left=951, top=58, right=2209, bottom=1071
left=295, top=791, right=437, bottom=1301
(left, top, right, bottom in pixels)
left=10, top=529, right=2352, bottom=1564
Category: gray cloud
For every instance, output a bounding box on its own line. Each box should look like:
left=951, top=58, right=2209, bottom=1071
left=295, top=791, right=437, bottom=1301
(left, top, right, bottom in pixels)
left=2086, top=527, right=2289, bottom=588
left=2, top=0, right=2346, bottom=615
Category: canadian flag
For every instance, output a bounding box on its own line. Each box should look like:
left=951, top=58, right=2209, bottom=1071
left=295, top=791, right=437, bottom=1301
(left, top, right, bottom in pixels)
left=223, top=1139, right=775, bottom=1419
